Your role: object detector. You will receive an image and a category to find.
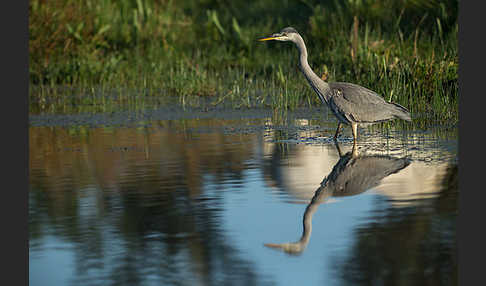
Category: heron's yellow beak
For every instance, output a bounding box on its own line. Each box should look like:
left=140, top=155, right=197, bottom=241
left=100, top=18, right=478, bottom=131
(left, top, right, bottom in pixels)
left=258, top=36, right=281, bottom=41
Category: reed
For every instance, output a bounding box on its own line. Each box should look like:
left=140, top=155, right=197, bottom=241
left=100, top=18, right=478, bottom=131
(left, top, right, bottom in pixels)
left=29, top=0, right=458, bottom=122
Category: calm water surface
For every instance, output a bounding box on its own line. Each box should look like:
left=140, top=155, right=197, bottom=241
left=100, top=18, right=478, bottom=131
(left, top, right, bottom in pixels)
left=29, top=108, right=458, bottom=286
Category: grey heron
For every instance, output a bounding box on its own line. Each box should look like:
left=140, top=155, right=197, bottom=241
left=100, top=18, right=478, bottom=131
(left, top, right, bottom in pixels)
left=259, top=27, right=412, bottom=142
left=264, top=143, right=411, bottom=255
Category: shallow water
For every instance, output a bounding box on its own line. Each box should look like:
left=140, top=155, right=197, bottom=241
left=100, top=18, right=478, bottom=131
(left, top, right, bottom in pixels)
left=29, top=106, right=458, bottom=286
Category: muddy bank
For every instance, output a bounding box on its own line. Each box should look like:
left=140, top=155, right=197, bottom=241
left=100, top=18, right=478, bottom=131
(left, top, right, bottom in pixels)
left=29, top=105, right=332, bottom=128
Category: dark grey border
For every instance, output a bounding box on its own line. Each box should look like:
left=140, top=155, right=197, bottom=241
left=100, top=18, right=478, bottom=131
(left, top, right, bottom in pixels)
left=2, top=1, right=29, bottom=285
left=458, top=1, right=479, bottom=286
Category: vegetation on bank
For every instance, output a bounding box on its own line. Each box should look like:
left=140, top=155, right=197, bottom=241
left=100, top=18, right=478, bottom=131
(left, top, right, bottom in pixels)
left=29, top=0, right=458, bottom=120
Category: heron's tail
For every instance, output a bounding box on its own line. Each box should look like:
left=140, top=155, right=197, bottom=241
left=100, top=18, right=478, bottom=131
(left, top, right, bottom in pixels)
left=390, top=102, right=412, bottom=121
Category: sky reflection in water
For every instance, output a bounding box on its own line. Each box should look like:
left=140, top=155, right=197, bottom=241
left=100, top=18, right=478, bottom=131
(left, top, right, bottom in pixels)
left=29, top=116, right=457, bottom=286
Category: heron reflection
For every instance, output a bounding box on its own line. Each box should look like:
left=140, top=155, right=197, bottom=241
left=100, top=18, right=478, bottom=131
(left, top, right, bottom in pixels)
left=264, top=143, right=410, bottom=255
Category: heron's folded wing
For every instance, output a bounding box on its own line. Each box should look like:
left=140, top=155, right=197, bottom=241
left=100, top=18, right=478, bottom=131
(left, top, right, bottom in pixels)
left=329, top=82, right=396, bottom=123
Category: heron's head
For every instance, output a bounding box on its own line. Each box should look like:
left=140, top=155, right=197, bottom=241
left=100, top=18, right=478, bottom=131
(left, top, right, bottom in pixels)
left=258, top=27, right=300, bottom=43
left=264, top=242, right=305, bottom=256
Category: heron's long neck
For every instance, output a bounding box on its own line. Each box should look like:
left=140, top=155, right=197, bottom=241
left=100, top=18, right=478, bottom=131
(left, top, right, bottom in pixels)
left=300, top=185, right=332, bottom=244
left=294, top=36, right=331, bottom=103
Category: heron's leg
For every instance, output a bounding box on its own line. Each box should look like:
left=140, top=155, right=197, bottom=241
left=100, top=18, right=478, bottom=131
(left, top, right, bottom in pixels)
left=351, top=122, right=358, bottom=143
left=333, top=122, right=342, bottom=140
left=351, top=140, right=358, bottom=158
left=333, top=140, right=344, bottom=157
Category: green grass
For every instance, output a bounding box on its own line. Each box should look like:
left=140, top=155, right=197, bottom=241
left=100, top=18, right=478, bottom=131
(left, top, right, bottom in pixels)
left=29, top=0, right=458, bottom=123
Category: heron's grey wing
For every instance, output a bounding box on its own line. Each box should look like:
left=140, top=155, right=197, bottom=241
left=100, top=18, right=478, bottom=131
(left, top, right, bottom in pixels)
left=329, top=82, right=397, bottom=123
left=331, top=155, right=410, bottom=197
